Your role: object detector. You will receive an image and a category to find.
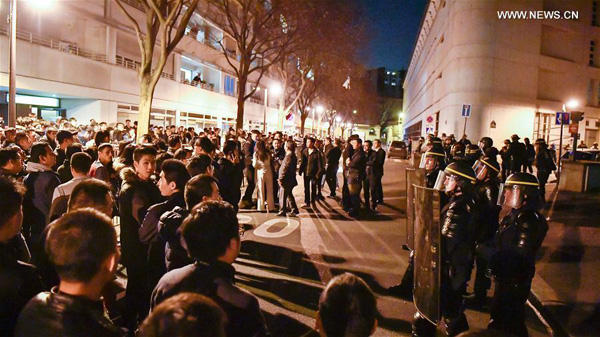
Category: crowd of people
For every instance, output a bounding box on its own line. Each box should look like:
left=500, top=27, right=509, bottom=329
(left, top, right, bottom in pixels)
left=0, top=116, right=388, bottom=337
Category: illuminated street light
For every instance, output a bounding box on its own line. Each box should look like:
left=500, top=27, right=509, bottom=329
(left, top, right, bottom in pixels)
left=316, top=105, right=324, bottom=114
left=270, top=82, right=283, bottom=96
left=566, top=99, right=579, bottom=110
left=26, top=0, right=54, bottom=9
left=336, top=116, right=341, bottom=122
left=353, top=110, right=357, bottom=114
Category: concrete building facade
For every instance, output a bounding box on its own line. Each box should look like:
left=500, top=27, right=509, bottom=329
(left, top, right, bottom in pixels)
left=403, top=0, right=600, bottom=148
left=0, top=0, right=315, bottom=132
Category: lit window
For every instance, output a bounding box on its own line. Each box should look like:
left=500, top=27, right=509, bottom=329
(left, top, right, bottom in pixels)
left=387, top=71, right=390, bottom=75
left=391, top=82, right=397, bottom=86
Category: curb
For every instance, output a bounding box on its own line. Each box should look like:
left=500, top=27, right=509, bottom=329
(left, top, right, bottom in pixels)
left=527, top=289, right=570, bottom=337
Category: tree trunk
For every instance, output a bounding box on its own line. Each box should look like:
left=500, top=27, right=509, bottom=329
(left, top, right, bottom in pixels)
left=300, top=115, right=307, bottom=135
left=236, top=77, right=248, bottom=130
left=328, top=124, right=332, bottom=137
left=137, top=76, right=155, bottom=143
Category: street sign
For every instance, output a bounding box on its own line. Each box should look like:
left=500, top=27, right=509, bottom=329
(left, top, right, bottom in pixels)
left=425, top=127, right=435, bottom=135
left=556, top=112, right=570, bottom=125
left=569, top=123, right=578, bottom=134
left=461, top=104, right=472, bottom=117
left=426, top=115, right=434, bottom=124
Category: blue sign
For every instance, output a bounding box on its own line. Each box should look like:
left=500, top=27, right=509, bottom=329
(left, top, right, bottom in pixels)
left=555, top=112, right=570, bottom=125
left=461, top=104, right=472, bottom=117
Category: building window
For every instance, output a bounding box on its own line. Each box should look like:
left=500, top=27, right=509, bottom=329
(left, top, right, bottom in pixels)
left=590, top=41, right=596, bottom=66
left=588, top=79, right=594, bottom=105
left=594, top=1, right=599, bottom=26
left=224, top=75, right=236, bottom=97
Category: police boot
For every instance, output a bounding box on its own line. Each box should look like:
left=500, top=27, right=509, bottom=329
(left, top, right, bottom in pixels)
left=389, top=254, right=414, bottom=300
left=412, top=312, right=437, bottom=337
left=445, top=313, right=469, bottom=337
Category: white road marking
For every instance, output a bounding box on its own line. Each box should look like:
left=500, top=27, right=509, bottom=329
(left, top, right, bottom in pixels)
left=253, top=218, right=301, bottom=238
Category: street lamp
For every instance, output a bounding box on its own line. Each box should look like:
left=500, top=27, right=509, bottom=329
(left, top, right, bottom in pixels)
left=260, top=83, right=281, bottom=133
left=557, top=99, right=579, bottom=181
left=8, top=0, right=54, bottom=127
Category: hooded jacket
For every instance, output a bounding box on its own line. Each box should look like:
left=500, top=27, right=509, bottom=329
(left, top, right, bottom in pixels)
left=118, top=167, right=162, bottom=269
left=23, top=162, right=60, bottom=244
left=158, top=206, right=193, bottom=271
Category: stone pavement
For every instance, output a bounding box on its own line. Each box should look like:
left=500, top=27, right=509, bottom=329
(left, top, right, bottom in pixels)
left=531, top=181, right=600, bottom=337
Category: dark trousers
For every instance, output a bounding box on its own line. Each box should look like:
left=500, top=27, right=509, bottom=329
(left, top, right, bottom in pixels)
left=279, top=186, right=298, bottom=212
left=326, top=165, right=338, bottom=196
left=242, top=167, right=255, bottom=202
left=374, top=174, right=383, bottom=204
left=537, top=170, right=550, bottom=203
left=522, top=161, right=533, bottom=173
left=349, top=181, right=362, bottom=214
left=316, top=174, right=324, bottom=197
left=473, top=256, right=492, bottom=295
left=303, top=175, right=317, bottom=204
left=124, top=265, right=149, bottom=330
left=488, top=279, right=531, bottom=337
left=342, top=172, right=350, bottom=210
left=364, top=174, right=373, bottom=209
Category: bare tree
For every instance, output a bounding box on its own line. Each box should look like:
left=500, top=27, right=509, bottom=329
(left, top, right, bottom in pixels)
left=205, top=0, right=299, bottom=130
left=114, top=0, right=200, bottom=141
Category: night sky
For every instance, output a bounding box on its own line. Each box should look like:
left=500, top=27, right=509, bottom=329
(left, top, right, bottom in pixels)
left=357, top=0, right=428, bottom=71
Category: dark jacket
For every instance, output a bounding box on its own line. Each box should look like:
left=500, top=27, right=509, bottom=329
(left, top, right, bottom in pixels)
left=216, top=157, right=244, bottom=208
left=56, top=160, right=73, bottom=183
left=158, top=206, right=193, bottom=271
left=365, top=149, right=376, bottom=177
left=348, top=147, right=366, bottom=181
left=298, top=148, right=323, bottom=178
left=474, top=178, right=501, bottom=243
left=139, top=192, right=186, bottom=286
left=373, top=148, right=386, bottom=177
left=23, top=168, right=61, bottom=243
left=243, top=140, right=256, bottom=169
left=151, top=261, right=269, bottom=337
left=0, top=241, right=46, bottom=337
left=535, top=148, right=556, bottom=172
left=326, top=146, right=342, bottom=167
left=478, top=205, right=548, bottom=281
left=16, top=288, right=125, bottom=337
left=53, top=149, right=66, bottom=172
left=118, top=167, right=163, bottom=269
left=278, top=152, right=298, bottom=188
left=272, top=147, right=286, bottom=176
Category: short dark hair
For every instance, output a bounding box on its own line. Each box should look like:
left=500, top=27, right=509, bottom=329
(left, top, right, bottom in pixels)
left=156, top=152, right=174, bottom=173
left=14, top=132, right=29, bottom=145
left=168, top=135, right=182, bottom=149
left=184, top=174, right=218, bottom=209
left=97, top=143, right=113, bottom=153
left=364, top=140, right=372, bottom=147
left=0, top=147, right=20, bottom=167
left=318, top=273, right=377, bottom=337
left=65, top=143, right=83, bottom=161
left=46, top=209, right=117, bottom=282
left=223, top=140, right=238, bottom=156
left=134, top=145, right=158, bottom=162
left=0, top=176, right=25, bottom=229
left=182, top=200, right=239, bottom=262
left=162, top=159, right=191, bottom=191
left=68, top=179, right=113, bottom=212
left=139, top=293, right=226, bottom=337
left=29, top=142, right=51, bottom=163
left=187, top=154, right=212, bottom=177
left=70, top=152, right=93, bottom=174
left=174, top=148, right=191, bottom=161
left=195, top=137, right=215, bottom=154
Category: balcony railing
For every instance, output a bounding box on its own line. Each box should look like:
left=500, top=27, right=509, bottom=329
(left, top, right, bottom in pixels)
left=115, top=55, right=175, bottom=80
left=0, top=25, right=108, bottom=63
left=180, top=78, right=217, bottom=92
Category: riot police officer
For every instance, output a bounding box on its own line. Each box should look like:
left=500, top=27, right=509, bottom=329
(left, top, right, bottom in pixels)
left=477, top=172, right=548, bottom=337
left=413, top=161, right=478, bottom=337
left=465, top=157, right=501, bottom=306
left=389, top=147, right=447, bottom=299
left=465, top=144, right=482, bottom=166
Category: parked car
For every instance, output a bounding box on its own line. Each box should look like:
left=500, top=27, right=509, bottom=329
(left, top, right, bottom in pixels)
left=561, top=149, right=600, bottom=161
left=388, top=141, right=408, bottom=159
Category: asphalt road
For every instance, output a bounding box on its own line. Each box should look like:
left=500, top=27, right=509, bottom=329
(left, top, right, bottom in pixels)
left=234, top=158, right=552, bottom=336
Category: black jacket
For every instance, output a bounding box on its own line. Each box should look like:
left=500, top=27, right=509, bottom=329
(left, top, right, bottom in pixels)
left=373, top=148, right=386, bottom=177
left=151, top=261, right=269, bottom=337
left=299, top=148, right=324, bottom=178
left=441, top=193, right=478, bottom=289
left=272, top=147, right=286, bottom=176
left=23, top=169, right=61, bottom=243
left=0, top=241, right=46, bottom=337
left=158, top=206, right=193, bottom=271
left=348, top=148, right=366, bottom=181
left=216, top=157, right=244, bottom=208
left=474, top=178, right=501, bottom=243
left=478, top=205, right=548, bottom=281
left=56, top=160, right=73, bottom=183
left=16, top=288, right=125, bottom=337
left=243, top=140, right=256, bottom=169
left=325, top=146, right=342, bottom=167
left=278, top=153, right=298, bottom=188
left=139, top=192, right=186, bottom=286
left=365, top=149, right=376, bottom=177
left=118, top=167, right=163, bottom=269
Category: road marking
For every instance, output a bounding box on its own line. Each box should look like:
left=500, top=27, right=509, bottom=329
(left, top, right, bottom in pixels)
left=237, top=214, right=253, bottom=225
left=253, top=218, right=301, bottom=238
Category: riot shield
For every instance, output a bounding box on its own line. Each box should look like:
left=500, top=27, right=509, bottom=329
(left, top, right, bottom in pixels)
left=412, top=151, right=423, bottom=169
left=405, top=168, right=426, bottom=251
left=413, top=185, right=442, bottom=325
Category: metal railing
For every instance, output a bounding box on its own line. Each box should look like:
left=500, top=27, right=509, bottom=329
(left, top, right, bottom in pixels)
left=0, top=25, right=108, bottom=63
left=115, top=55, right=175, bottom=80
left=180, top=78, right=217, bottom=92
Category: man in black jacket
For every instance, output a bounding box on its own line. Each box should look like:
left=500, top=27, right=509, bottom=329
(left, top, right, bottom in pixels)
left=139, top=159, right=190, bottom=303
left=16, top=209, right=124, bottom=337
left=347, top=137, right=366, bottom=217
left=325, top=139, right=342, bottom=198
left=277, top=140, right=299, bottom=216
left=240, top=131, right=259, bottom=209
left=216, top=140, right=244, bottom=211
left=534, top=139, right=555, bottom=204
left=119, top=146, right=163, bottom=330
left=159, top=174, right=221, bottom=271
left=299, top=137, right=324, bottom=207
left=271, top=138, right=286, bottom=205
left=0, top=177, right=46, bottom=337
left=372, top=139, right=386, bottom=207
left=363, top=140, right=376, bottom=211
left=151, top=201, right=269, bottom=337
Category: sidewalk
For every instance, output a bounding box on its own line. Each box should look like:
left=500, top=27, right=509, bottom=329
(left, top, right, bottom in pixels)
left=530, top=181, right=600, bottom=336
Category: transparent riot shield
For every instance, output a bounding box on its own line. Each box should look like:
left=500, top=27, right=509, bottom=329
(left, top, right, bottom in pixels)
left=412, top=151, right=423, bottom=169
left=405, top=168, right=426, bottom=251
left=413, top=185, right=441, bottom=325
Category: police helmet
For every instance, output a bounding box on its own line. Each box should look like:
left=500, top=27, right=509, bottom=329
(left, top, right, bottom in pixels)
left=473, top=157, right=501, bottom=180
left=498, top=172, right=540, bottom=208
left=479, top=137, right=493, bottom=150
left=419, top=147, right=446, bottom=171
left=434, top=161, right=477, bottom=193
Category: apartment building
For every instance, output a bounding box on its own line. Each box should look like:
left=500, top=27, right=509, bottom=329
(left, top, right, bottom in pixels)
left=403, top=0, right=600, bottom=148
left=0, top=0, right=307, bottom=132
